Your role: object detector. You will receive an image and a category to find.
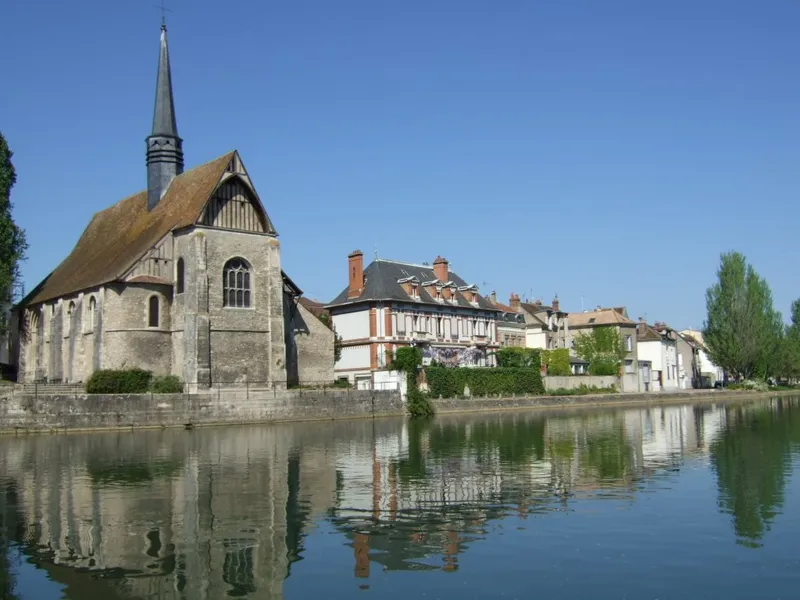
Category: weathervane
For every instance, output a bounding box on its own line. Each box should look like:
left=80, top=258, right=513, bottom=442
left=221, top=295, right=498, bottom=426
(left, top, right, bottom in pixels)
left=152, top=0, right=172, bottom=27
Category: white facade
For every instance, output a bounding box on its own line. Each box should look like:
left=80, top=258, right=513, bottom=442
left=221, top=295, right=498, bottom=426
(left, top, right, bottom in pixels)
left=525, top=327, right=547, bottom=349
left=637, top=337, right=679, bottom=392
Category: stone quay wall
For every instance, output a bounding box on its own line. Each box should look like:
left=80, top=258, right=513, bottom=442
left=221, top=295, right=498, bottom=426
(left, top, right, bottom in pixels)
left=0, top=387, right=405, bottom=433
left=430, top=388, right=794, bottom=415
left=2, top=385, right=794, bottom=435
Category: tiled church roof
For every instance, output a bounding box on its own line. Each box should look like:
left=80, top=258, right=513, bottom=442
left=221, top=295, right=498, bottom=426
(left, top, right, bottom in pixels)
left=28, top=151, right=235, bottom=305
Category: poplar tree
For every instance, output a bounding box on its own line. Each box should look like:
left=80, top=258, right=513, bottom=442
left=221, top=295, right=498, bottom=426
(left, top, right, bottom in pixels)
left=703, top=252, right=781, bottom=380
left=0, top=132, right=27, bottom=334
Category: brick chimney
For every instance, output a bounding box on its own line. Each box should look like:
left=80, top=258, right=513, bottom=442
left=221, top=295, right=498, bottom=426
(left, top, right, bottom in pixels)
left=509, top=293, right=521, bottom=312
left=552, top=296, right=560, bottom=312
left=348, top=250, right=364, bottom=298
left=490, top=290, right=497, bottom=304
left=433, top=256, right=449, bottom=282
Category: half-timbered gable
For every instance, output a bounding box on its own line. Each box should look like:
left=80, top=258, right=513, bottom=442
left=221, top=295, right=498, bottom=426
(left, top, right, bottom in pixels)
left=198, top=157, right=276, bottom=234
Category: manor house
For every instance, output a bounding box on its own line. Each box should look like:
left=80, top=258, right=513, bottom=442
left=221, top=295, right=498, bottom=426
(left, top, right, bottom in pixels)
left=12, top=24, right=333, bottom=388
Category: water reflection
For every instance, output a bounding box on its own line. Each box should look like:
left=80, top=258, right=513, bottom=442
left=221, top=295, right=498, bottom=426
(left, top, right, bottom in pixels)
left=709, top=398, right=800, bottom=547
left=0, top=397, right=798, bottom=599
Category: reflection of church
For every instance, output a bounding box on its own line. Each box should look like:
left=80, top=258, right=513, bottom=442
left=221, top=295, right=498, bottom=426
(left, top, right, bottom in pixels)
left=0, top=428, right=338, bottom=599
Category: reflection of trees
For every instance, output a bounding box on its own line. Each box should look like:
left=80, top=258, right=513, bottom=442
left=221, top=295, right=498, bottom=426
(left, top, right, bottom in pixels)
left=579, top=421, right=635, bottom=483
left=710, top=399, right=800, bottom=547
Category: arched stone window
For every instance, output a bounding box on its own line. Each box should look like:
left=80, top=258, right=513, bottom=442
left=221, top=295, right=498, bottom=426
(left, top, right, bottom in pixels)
left=148, top=295, right=160, bottom=327
left=87, top=296, right=96, bottom=331
left=67, top=301, right=75, bottom=332
left=223, top=258, right=251, bottom=308
left=176, top=258, right=185, bottom=294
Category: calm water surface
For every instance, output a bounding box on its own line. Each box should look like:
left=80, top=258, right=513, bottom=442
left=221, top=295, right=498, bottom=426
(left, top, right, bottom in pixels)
left=2, top=397, right=800, bottom=599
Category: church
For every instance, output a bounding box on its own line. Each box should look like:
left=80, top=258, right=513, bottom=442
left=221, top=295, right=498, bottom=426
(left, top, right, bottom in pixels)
left=11, top=23, right=333, bottom=388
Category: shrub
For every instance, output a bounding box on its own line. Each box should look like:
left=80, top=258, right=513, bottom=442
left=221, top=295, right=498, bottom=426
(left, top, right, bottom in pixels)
left=390, top=346, right=433, bottom=418
left=547, top=385, right=617, bottom=396
left=542, top=348, right=571, bottom=376
left=727, top=379, right=769, bottom=392
left=390, top=346, right=423, bottom=372
left=333, top=378, right=352, bottom=388
left=149, top=375, right=184, bottom=394
left=86, top=369, right=152, bottom=394
left=494, top=347, right=542, bottom=369
left=425, top=367, right=545, bottom=398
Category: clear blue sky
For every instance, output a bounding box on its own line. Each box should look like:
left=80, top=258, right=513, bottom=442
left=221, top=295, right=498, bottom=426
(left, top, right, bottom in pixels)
left=2, top=0, right=798, bottom=329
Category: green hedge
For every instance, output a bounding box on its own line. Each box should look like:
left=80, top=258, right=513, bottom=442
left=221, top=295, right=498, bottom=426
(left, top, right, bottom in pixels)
left=542, top=348, right=571, bottom=376
left=426, top=367, right=545, bottom=398
left=86, top=369, right=185, bottom=394
left=494, top=347, right=542, bottom=369
left=86, top=369, right=152, bottom=394
left=150, top=375, right=184, bottom=394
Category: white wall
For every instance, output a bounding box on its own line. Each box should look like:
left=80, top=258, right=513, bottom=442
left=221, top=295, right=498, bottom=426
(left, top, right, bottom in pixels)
left=336, top=344, right=370, bottom=371
left=526, top=328, right=547, bottom=349
left=332, top=309, right=370, bottom=340
left=637, top=340, right=663, bottom=371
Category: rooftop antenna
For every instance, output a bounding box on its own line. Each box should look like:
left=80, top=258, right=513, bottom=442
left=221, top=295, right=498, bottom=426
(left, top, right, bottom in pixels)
left=152, top=0, right=172, bottom=27
left=373, top=244, right=378, bottom=260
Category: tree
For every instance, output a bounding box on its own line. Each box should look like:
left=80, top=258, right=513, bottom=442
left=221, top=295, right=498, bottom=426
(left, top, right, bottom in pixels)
left=573, top=327, right=628, bottom=376
left=703, top=252, right=782, bottom=381
left=776, top=299, right=800, bottom=381
left=333, top=328, right=342, bottom=363
left=0, top=132, right=27, bottom=334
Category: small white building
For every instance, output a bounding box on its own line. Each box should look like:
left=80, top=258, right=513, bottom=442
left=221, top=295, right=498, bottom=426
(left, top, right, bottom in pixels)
left=680, top=329, right=725, bottom=386
left=636, top=321, right=680, bottom=392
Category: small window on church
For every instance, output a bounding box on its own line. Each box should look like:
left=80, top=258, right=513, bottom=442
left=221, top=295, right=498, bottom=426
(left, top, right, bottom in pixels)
left=148, top=296, right=160, bottom=327
left=223, top=258, right=251, bottom=308
left=88, top=296, right=96, bottom=331
left=67, top=301, right=75, bottom=331
left=176, top=258, right=185, bottom=294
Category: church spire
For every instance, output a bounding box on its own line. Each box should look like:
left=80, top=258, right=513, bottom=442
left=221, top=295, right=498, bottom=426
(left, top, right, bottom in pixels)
left=146, top=21, right=184, bottom=211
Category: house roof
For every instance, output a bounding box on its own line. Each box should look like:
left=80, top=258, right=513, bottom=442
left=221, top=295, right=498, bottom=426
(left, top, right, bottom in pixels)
left=326, top=258, right=500, bottom=312
left=28, top=151, right=235, bottom=305
left=298, top=297, right=329, bottom=321
left=568, top=308, right=636, bottom=328
left=636, top=324, right=662, bottom=342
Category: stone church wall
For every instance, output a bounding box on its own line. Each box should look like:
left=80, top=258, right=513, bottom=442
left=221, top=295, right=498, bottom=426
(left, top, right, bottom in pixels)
left=102, top=283, right=172, bottom=376
left=198, top=228, right=287, bottom=386
left=284, top=296, right=334, bottom=386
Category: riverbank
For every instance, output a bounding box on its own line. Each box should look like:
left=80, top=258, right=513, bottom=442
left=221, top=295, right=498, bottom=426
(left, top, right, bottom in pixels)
left=0, top=386, right=796, bottom=435
left=430, top=388, right=796, bottom=415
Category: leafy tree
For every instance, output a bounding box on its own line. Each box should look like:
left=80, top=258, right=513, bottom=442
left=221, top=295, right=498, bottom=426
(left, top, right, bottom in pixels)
left=703, top=252, right=782, bottom=380
left=0, top=133, right=27, bottom=334
left=573, top=327, right=627, bottom=376
left=776, top=299, right=800, bottom=381
left=389, top=347, right=433, bottom=418
left=333, top=327, right=342, bottom=363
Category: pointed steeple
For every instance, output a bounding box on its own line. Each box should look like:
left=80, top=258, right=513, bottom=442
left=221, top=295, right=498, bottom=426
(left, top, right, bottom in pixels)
left=146, top=22, right=184, bottom=211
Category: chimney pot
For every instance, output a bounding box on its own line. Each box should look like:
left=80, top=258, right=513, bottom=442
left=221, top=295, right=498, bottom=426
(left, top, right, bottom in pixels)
left=509, top=293, right=521, bottom=313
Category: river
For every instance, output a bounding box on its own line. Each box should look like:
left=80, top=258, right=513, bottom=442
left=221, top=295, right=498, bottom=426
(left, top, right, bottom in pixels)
left=1, top=396, right=799, bottom=599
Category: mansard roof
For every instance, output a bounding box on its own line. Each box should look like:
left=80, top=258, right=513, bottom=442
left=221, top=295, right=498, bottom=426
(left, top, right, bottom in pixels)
left=327, top=258, right=500, bottom=311
left=28, top=150, right=243, bottom=305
